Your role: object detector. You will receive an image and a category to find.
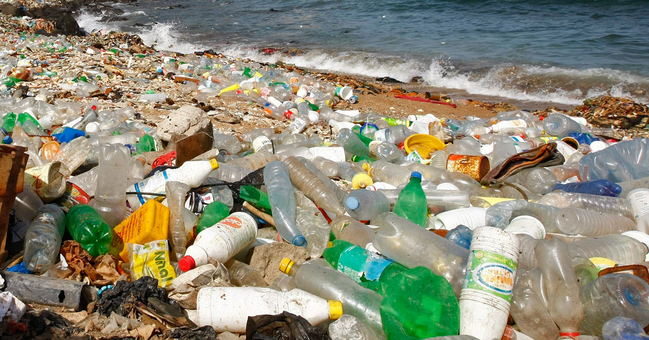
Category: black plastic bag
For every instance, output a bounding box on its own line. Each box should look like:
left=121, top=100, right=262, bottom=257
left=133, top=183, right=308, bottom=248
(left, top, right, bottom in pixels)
left=246, top=311, right=330, bottom=340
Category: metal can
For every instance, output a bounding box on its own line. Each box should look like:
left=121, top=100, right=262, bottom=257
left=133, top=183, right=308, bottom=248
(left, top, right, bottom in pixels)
left=446, top=154, right=490, bottom=181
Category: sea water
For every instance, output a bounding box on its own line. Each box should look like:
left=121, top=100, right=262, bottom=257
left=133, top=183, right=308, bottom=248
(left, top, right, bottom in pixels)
left=76, top=0, right=649, bottom=106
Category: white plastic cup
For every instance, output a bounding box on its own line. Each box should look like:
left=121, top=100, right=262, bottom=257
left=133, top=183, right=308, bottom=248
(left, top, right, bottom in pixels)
left=434, top=207, right=487, bottom=230
left=628, top=188, right=649, bottom=233
left=503, top=215, right=546, bottom=239
left=335, top=86, right=354, bottom=101
left=460, top=227, right=520, bottom=340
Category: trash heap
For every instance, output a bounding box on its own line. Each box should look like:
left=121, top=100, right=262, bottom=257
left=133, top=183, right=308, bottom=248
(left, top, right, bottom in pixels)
left=1, top=10, right=649, bottom=340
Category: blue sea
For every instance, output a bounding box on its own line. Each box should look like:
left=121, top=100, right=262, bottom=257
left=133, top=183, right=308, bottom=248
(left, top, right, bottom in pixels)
left=76, top=0, right=649, bottom=107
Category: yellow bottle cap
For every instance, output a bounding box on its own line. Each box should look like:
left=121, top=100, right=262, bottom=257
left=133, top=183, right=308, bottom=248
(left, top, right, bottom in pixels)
left=352, top=173, right=373, bottom=189
left=279, top=258, right=294, bottom=274
left=327, top=241, right=334, bottom=248
left=209, top=158, right=219, bottom=170
left=328, top=300, right=343, bottom=320
left=361, top=163, right=371, bottom=172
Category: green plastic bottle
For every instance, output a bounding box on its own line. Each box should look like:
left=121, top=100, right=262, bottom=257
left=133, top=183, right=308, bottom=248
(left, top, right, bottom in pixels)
left=65, top=204, right=113, bottom=257
left=323, top=240, right=460, bottom=339
left=1, top=112, right=16, bottom=134
left=239, top=185, right=272, bottom=214
left=17, top=112, right=42, bottom=128
left=393, top=171, right=427, bottom=227
left=195, top=201, right=230, bottom=234
left=135, top=134, right=155, bottom=154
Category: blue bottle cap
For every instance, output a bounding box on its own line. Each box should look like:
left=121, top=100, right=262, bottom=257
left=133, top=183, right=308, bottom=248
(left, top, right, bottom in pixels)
left=345, top=196, right=360, bottom=210
left=293, top=235, right=307, bottom=247
left=2, top=135, right=12, bottom=144
left=410, top=171, right=422, bottom=179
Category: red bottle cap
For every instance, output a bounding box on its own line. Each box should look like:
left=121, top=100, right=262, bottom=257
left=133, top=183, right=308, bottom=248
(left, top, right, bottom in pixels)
left=178, top=256, right=195, bottom=272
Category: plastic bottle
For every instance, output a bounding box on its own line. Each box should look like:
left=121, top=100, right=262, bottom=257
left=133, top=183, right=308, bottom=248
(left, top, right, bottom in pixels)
left=279, top=258, right=385, bottom=337
left=628, top=188, right=649, bottom=232
left=579, top=138, right=649, bottom=183
left=365, top=160, right=412, bottom=187
left=490, top=119, right=527, bottom=135
left=298, top=157, right=348, bottom=206
left=330, top=216, right=377, bottom=249
left=486, top=199, right=561, bottom=232
left=373, top=125, right=412, bottom=144
left=208, top=163, right=252, bottom=183
left=602, top=316, right=649, bottom=340
left=65, top=204, right=113, bottom=257
left=13, top=187, right=43, bottom=222
left=195, top=201, right=230, bottom=235
left=166, top=181, right=190, bottom=260
left=22, top=204, right=66, bottom=274
left=570, top=234, right=649, bottom=265
left=445, top=225, right=473, bottom=250
left=225, top=150, right=278, bottom=170
left=283, top=157, right=346, bottom=217
left=460, top=227, right=519, bottom=340
left=337, top=161, right=357, bottom=180
left=188, top=287, right=342, bottom=333
left=535, top=238, right=584, bottom=338
left=126, top=159, right=219, bottom=210
left=329, top=314, right=382, bottom=340
left=89, top=144, right=129, bottom=228
left=225, top=259, right=268, bottom=287
left=374, top=214, right=469, bottom=296
left=263, top=161, right=305, bottom=246
left=337, top=128, right=371, bottom=158
left=295, top=193, right=331, bottom=258
left=379, top=188, right=471, bottom=210
left=179, top=212, right=257, bottom=272
left=618, top=176, right=649, bottom=198
left=580, top=274, right=649, bottom=336
left=312, top=156, right=338, bottom=177
left=369, top=141, right=404, bottom=163
left=510, top=269, right=561, bottom=340
left=393, top=172, right=427, bottom=227
left=538, top=191, right=634, bottom=219
left=345, top=190, right=390, bottom=221
left=555, top=207, right=636, bottom=236
left=544, top=114, right=583, bottom=137
left=554, top=179, right=622, bottom=197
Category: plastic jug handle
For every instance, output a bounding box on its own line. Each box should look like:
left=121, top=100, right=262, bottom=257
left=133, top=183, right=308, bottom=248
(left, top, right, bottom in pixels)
left=598, top=264, right=649, bottom=285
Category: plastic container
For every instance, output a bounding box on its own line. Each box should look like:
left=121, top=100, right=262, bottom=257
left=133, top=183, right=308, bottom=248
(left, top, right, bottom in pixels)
left=403, top=134, right=446, bottom=160
left=179, top=212, right=257, bottom=272
left=329, top=314, right=382, bottom=340
left=510, top=269, right=561, bottom=340
left=295, top=203, right=331, bottom=258
left=279, top=258, right=385, bottom=337
left=628, top=188, right=649, bottom=232
left=330, top=216, right=377, bottom=249
left=65, top=204, right=113, bottom=257
left=380, top=188, right=471, bottom=210
left=555, top=207, right=636, bottom=236
left=337, top=128, right=370, bottom=158
left=22, top=204, right=66, bottom=273
left=543, top=114, right=582, bottom=138
left=580, top=274, right=649, bottom=336
left=393, top=172, right=428, bottom=227
left=263, top=161, right=305, bottom=246
left=225, top=260, right=268, bottom=287
left=369, top=141, right=404, bottom=163
left=90, top=144, right=129, bottom=228
left=459, top=227, right=519, bottom=340
left=110, top=200, right=170, bottom=262
left=435, top=207, right=487, bottom=230
left=284, top=157, right=346, bottom=217
left=126, top=159, right=219, bottom=210
left=602, top=316, right=649, bottom=340
left=570, top=234, right=649, bottom=265
left=189, top=287, right=342, bottom=333
left=195, top=201, right=230, bottom=235
left=374, top=214, right=469, bottom=296
left=13, top=187, right=43, bottom=222
left=374, top=125, right=412, bottom=144
left=365, top=160, right=412, bottom=187
left=503, top=215, right=546, bottom=239
left=345, top=190, right=390, bottom=221
left=538, top=191, right=634, bottom=219
left=298, top=157, right=348, bottom=207
left=167, top=181, right=190, bottom=260
left=580, top=138, right=649, bottom=183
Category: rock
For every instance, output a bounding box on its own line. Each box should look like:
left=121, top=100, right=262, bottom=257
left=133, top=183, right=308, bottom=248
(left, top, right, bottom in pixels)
left=249, top=243, right=309, bottom=285
left=0, top=3, right=21, bottom=16
left=55, top=12, right=82, bottom=36
left=157, top=105, right=213, bottom=142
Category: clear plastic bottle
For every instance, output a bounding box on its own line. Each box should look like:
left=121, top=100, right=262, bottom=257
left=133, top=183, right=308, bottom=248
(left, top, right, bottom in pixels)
left=295, top=191, right=331, bottom=258
left=53, top=136, right=92, bottom=176
left=89, top=144, right=129, bottom=228
left=225, top=259, right=268, bottom=287
left=166, top=181, right=190, bottom=260
left=279, top=258, right=385, bottom=337
left=22, top=204, right=66, bottom=273
left=510, top=269, right=561, bottom=340
left=373, top=125, right=412, bottom=144
left=189, top=287, right=342, bottom=333
left=628, top=188, right=649, bottom=232
left=378, top=188, right=471, bottom=210
left=538, top=191, right=634, bottom=219
left=264, top=161, right=306, bottom=246
left=374, top=213, right=469, bottom=296
left=535, top=238, right=584, bottom=338
left=283, top=157, right=346, bottom=217
left=126, top=159, right=219, bottom=210
left=208, top=163, right=252, bottom=182
left=579, top=138, right=649, bottom=183
left=213, top=132, right=242, bottom=155
left=337, top=128, right=370, bottom=158
left=555, top=207, right=636, bottom=236
left=486, top=200, right=561, bottom=232
left=337, top=161, right=357, bottom=180
left=602, top=316, right=649, bottom=340
left=580, top=274, right=649, bottom=336
left=345, top=190, right=390, bottom=221
left=298, top=157, right=348, bottom=206
left=369, top=141, right=404, bottom=163
left=365, top=160, right=412, bottom=187
left=330, top=216, right=377, bottom=250
left=543, top=114, right=582, bottom=137
left=226, top=150, right=278, bottom=170
left=329, top=314, right=383, bottom=340
left=570, top=234, right=649, bottom=266
left=312, top=156, right=338, bottom=177
left=13, top=187, right=43, bottom=222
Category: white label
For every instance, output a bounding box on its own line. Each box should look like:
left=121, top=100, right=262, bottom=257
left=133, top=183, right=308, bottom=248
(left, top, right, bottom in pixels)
left=309, top=147, right=346, bottom=162
left=198, top=214, right=257, bottom=261
left=252, top=136, right=273, bottom=153
left=288, top=117, right=308, bottom=134
left=629, top=190, right=649, bottom=219
left=374, top=129, right=388, bottom=142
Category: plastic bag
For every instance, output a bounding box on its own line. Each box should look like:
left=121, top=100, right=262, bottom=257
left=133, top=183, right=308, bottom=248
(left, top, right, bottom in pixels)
left=129, top=240, right=176, bottom=287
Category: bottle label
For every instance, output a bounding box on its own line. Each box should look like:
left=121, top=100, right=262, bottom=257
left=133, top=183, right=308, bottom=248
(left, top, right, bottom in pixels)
left=463, top=249, right=517, bottom=303
left=252, top=136, right=273, bottom=153
left=196, top=214, right=257, bottom=260
left=374, top=129, right=388, bottom=142
left=337, top=246, right=394, bottom=283
left=132, top=171, right=169, bottom=205
left=629, top=190, right=649, bottom=219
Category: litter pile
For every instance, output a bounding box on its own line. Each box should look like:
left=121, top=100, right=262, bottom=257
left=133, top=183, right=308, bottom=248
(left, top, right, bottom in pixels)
left=1, top=7, right=649, bottom=340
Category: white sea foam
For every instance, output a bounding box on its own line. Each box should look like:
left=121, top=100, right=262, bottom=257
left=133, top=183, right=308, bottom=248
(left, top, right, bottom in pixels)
left=75, top=11, right=121, bottom=33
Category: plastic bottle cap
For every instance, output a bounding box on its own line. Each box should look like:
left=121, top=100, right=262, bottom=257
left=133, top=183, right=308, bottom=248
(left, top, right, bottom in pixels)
left=622, top=231, right=649, bottom=261
left=346, top=197, right=360, bottom=210
left=327, top=241, right=334, bottom=248
left=279, top=258, right=294, bottom=274
left=410, top=171, right=422, bottom=179
left=328, top=300, right=343, bottom=320
left=362, top=163, right=371, bottom=172
left=209, top=158, right=219, bottom=170
left=352, top=173, right=373, bottom=189
left=178, top=256, right=196, bottom=272
left=293, top=235, right=307, bottom=247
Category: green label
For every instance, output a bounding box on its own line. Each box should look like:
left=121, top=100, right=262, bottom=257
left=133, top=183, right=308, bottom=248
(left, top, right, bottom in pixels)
left=463, top=249, right=517, bottom=302
left=337, top=247, right=394, bottom=284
